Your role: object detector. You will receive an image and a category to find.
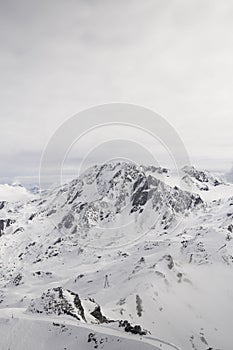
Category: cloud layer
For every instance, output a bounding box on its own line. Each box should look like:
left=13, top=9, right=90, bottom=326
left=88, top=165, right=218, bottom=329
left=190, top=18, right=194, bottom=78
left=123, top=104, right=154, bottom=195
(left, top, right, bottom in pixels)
left=1, top=0, right=233, bottom=184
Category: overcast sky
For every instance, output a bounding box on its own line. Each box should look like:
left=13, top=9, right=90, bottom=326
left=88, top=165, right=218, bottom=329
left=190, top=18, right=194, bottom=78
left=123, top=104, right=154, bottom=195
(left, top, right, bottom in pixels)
left=1, top=0, right=233, bottom=185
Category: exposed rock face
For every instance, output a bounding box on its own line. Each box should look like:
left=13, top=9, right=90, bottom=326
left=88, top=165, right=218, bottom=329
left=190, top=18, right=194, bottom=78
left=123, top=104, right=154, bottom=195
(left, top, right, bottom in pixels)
left=119, top=320, right=147, bottom=336
left=49, top=162, right=204, bottom=235
left=0, top=218, right=15, bottom=236
left=90, top=305, right=109, bottom=323
left=27, top=287, right=109, bottom=324
left=10, top=273, right=23, bottom=286
left=0, top=201, right=5, bottom=210
left=182, top=165, right=223, bottom=191
left=28, top=287, right=84, bottom=320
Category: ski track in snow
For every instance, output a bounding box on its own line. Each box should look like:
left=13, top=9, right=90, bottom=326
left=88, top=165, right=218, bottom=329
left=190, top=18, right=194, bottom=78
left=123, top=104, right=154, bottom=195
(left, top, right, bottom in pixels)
left=0, top=308, right=180, bottom=350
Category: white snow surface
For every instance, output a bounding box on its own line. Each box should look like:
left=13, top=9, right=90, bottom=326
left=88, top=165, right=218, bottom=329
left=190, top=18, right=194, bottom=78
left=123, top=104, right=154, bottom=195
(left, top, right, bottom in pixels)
left=0, top=162, right=233, bottom=350
left=0, top=184, right=34, bottom=202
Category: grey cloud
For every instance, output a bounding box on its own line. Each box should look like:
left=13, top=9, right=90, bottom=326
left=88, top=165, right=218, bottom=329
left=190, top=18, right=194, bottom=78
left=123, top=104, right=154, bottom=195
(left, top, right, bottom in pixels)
left=0, top=0, right=233, bottom=184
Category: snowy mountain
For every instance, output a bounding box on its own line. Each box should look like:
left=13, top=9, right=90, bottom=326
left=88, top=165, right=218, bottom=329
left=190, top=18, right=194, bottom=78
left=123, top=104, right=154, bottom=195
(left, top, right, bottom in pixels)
left=181, top=165, right=223, bottom=191
left=0, top=162, right=233, bottom=350
left=0, top=183, right=34, bottom=202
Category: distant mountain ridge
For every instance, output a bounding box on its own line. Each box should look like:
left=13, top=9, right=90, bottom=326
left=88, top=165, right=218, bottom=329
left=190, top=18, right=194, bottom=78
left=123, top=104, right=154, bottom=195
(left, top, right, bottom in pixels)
left=0, top=183, right=34, bottom=202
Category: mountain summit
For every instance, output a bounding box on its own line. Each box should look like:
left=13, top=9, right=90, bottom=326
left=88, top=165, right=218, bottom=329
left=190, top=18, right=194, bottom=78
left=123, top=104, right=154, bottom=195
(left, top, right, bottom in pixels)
left=0, top=162, right=232, bottom=349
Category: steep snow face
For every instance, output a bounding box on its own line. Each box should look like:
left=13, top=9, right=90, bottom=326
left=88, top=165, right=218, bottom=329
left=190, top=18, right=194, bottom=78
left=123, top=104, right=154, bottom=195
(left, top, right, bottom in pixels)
left=0, top=162, right=233, bottom=350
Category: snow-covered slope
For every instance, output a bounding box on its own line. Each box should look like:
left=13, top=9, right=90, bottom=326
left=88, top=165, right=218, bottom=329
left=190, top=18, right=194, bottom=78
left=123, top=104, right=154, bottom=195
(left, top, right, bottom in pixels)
left=0, top=183, right=34, bottom=202
left=181, top=165, right=223, bottom=190
left=0, top=162, right=233, bottom=350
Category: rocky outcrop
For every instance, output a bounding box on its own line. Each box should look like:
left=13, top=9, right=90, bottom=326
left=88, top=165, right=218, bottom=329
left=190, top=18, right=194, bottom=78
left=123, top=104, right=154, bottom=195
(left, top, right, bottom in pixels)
left=182, top=165, right=223, bottom=191
left=27, top=287, right=109, bottom=324
left=0, top=218, right=15, bottom=236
